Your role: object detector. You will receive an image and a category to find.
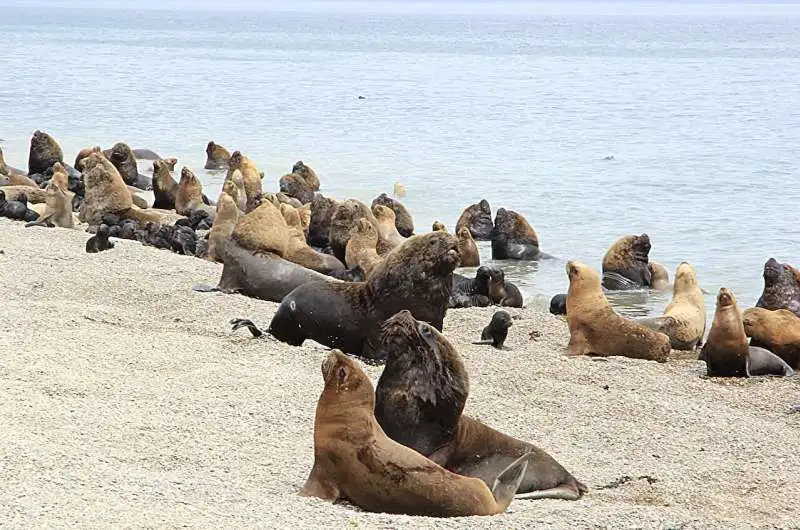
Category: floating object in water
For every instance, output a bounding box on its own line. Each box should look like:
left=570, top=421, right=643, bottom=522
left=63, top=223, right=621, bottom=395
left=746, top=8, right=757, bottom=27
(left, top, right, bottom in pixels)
left=393, top=182, right=406, bottom=198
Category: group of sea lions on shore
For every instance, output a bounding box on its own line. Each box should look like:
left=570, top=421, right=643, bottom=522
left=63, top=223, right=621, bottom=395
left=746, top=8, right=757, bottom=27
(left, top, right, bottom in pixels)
left=2, top=130, right=798, bottom=517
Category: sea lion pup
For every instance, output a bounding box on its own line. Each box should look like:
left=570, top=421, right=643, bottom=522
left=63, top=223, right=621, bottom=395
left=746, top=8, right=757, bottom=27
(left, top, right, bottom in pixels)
left=222, top=170, right=248, bottom=212
left=473, top=310, right=513, bottom=349
left=78, top=152, right=133, bottom=226
left=743, top=307, right=800, bottom=369
left=24, top=181, right=74, bottom=229
left=432, top=221, right=447, bottom=232
left=756, top=258, right=800, bottom=317
left=291, top=160, right=320, bottom=190
left=344, top=217, right=382, bottom=276
left=85, top=224, right=115, bottom=253
left=280, top=203, right=345, bottom=274
left=226, top=151, right=262, bottom=203
left=151, top=159, right=179, bottom=210
left=106, top=142, right=151, bottom=190
left=206, top=192, right=239, bottom=263
left=205, top=141, right=231, bottom=170
left=27, top=130, right=64, bottom=176
left=700, top=288, right=793, bottom=377
left=372, top=204, right=406, bottom=253
left=301, top=350, right=531, bottom=517
left=307, top=194, right=338, bottom=249
left=175, top=167, right=216, bottom=221
left=487, top=267, right=524, bottom=308
left=329, top=199, right=378, bottom=264
left=450, top=266, right=502, bottom=308
left=550, top=293, right=567, bottom=315
left=601, top=234, right=652, bottom=290
left=0, top=190, right=39, bottom=222
left=649, top=261, right=671, bottom=291
left=372, top=192, right=414, bottom=237
left=455, top=199, right=493, bottom=241
left=491, top=208, right=543, bottom=260
left=566, top=260, right=670, bottom=362
left=457, top=226, right=480, bottom=267
left=374, top=311, right=587, bottom=501
left=236, top=232, right=460, bottom=361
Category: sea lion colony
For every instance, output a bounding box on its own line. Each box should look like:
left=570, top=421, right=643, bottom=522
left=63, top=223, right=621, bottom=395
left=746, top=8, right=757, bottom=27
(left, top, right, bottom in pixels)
left=2, top=130, right=798, bottom=518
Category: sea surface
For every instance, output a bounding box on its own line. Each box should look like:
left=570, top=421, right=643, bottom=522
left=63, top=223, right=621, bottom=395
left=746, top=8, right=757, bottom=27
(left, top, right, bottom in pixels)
left=2, top=1, right=799, bottom=324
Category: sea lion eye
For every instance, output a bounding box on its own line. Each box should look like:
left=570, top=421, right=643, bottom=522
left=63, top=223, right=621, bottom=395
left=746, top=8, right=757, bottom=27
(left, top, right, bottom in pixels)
left=419, top=325, right=433, bottom=340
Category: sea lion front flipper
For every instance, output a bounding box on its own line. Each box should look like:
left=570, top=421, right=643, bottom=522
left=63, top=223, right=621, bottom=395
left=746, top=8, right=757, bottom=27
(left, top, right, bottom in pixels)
left=230, top=318, right=264, bottom=338
left=298, top=460, right=341, bottom=501
left=490, top=451, right=533, bottom=511
left=24, top=213, right=54, bottom=228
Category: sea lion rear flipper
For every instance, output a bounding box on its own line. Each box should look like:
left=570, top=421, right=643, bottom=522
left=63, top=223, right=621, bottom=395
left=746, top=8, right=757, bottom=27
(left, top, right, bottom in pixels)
left=514, top=480, right=587, bottom=501
left=192, top=284, right=221, bottom=293
left=25, top=213, right=53, bottom=228
left=230, top=318, right=264, bottom=338
left=471, top=340, right=495, bottom=346
left=490, top=451, right=533, bottom=511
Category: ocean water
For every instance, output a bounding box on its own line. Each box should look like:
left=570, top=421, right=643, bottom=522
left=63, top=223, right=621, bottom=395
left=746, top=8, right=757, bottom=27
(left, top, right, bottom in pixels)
left=2, top=1, right=799, bottom=324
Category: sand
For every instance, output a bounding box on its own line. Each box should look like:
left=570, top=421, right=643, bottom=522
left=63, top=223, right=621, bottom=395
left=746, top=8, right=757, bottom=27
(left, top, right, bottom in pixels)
left=0, top=218, right=798, bottom=529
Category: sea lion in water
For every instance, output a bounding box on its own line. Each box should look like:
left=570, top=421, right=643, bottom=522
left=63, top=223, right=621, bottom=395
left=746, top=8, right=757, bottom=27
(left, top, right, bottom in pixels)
left=344, top=217, right=382, bottom=276
left=206, top=192, right=239, bottom=263
left=24, top=180, right=74, bottom=229
left=649, top=261, right=671, bottom=291
left=329, top=199, right=378, bottom=264
left=372, top=192, right=414, bottom=237
left=175, top=167, right=216, bottom=221
left=566, top=260, right=670, bottom=362
left=28, top=130, right=63, bottom=176
left=636, top=262, right=706, bottom=350
left=550, top=294, right=567, bottom=315
left=205, top=141, right=231, bottom=170
left=455, top=199, right=493, bottom=241
left=432, top=221, right=447, bottom=232
left=601, top=234, right=653, bottom=290
left=491, top=208, right=543, bottom=260
left=152, top=159, right=179, bottom=210
left=473, top=310, right=513, bottom=349
left=307, top=194, right=338, bottom=248
left=743, top=307, right=800, bottom=370
left=755, top=258, right=800, bottom=317
left=107, top=142, right=151, bottom=190
left=226, top=151, right=262, bottom=203
left=374, top=311, right=587, bottom=500
left=280, top=203, right=345, bottom=274
left=85, top=224, right=115, bottom=253
left=300, top=350, right=531, bottom=517
left=700, top=288, right=793, bottom=377
left=372, top=204, right=406, bottom=253
left=234, top=232, right=460, bottom=362
left=456, top=226, right=480, bottom=267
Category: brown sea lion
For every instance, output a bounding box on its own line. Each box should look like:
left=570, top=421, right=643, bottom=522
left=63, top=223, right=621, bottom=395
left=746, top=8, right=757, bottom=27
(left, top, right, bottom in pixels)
left=457, top=226, right=480, bottom=267
left=372, top=204, right=406, bottom=253
left=25, top=180, right=74, bottom=229
left=329, top=199, right=378, bottom=264
left=175, top=167, right=215, bottom=221
left=275, top=192, right=303, bottom=208
left=0, top=148, right=38, bottom=187
left=278, top=172, right=315, bottom=204
left=74, top=146, right=102, bottom=172
left=229, top=198, right=289, bottom=257
left=50, top=162, right=69, bottom=190
left=649, top=261, right=671, bottom=291
left=0, top=185, right=47, bottom=203
left=743, top=307, right=800, bottom=369
left=344, top=217, right=382, bottom=276
left=372, top=192, right=414, bottom=237
left=227, top=151, right=262, bottom=203
left=291, top=160, right=320, bottom=190
left=374, top=310, right=587, bottom=500
left=222, top=170, right=248, bottom=212
left=432, top=221, right=447, bottom=232
left=486, top=267, right=523, bottom=308
left=701, top=288, right=793, bottom=377
left=205, top=141, right=231, bottom=170
left=307, top=194, right=339, bottom=248
left=491, top=208, right=543, bottom=260
left=473, top=310, right=513, bottom=349
left=300, top=350, right=531, bottom=517
left=206, top=192, right=239, bottom=263
left=28, top=130, right=63, bottom=176
left=450, top=266, right=505, bottom=308
left=152, top=159, right=178, bottom=210
left=755, top=258, right=800, bottom=317
left=601, top=234, right=652, bottom=290
left=455, top=199, right=493, bottom=241
left=280, top=203, right=345, bottom=274
left=78, top=152, right=133, bottom=226
left=566, top=260, right=670, bottom=362
left=107, top=142, right=151, bottom=190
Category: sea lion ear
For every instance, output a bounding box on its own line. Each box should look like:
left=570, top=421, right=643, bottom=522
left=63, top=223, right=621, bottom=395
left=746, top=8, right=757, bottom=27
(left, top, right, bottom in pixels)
left=337, top=366, right=347, bottom=387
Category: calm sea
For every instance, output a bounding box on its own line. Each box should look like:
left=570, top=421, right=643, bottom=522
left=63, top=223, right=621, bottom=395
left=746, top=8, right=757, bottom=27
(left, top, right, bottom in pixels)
left=2, top=1, right=799, bottom=324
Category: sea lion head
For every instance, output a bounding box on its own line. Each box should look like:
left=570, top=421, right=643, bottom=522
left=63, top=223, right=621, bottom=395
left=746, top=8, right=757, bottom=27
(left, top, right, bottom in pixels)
left=457, top=199, right=493, bottom=239
left=97, top=223, right=111, bottom=238
left=763, top=257, right=792, bottom=285
left=162, top=157, right=177, bottom=171
left=353, top=217, right=378, bottom=239
left=490, top=310, right=513, bottom=331
left=673, top=261, right=698, bottom=292
left=179, top=166, right=198, bottom=186
left=109, top=142, right=133, bottom=164
left=280, top=203, right=303, bottom=228
left=206, top=141, right=217, bottom=156
left=716, top=287, right=735, bottom=309
left=741, top=307, right=768, bottom=336
left=457, top=225, right=473, bottom=242
left=567, top=260, right=600, bottom=286
left=229, top=150, right=244, bottom=169
left=432, top=221, right=446, bottom=232
left=631, top=233, right=651, bottom=261
left=320, top=350, right=373, bottom=404
left=0, top=175, right=10, bottom=186
left=372, top=204, right=395, bottom=224
left=485, top=266, right=507, bottom=303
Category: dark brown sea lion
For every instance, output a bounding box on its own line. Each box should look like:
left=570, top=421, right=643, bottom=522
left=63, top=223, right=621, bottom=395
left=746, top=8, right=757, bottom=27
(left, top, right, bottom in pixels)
left=491, top=208, right=543, bottom=260
left=450, top=266, right=503, bottom=308
left=487, top=267, right=524, bottom=308
left=549, top=293, right=567, bottom=315
left=28, top=130, right=64, bottom=176
left=743, top=307, right=800, bottom=370
left=300, top=350, right=531, bottom=517
left=278, top=172, right=315, bottom=204
left=755, top=258, right=800, bottom=317
left=205, top=141, right=231, bottom=170
left=374, top=311, right=587, bottom=501
left=457, top=226, right=480, bottom=267
left=329, top=199, right=378, bottom=264
left=291, top=160, right=320, bottom=190
left=107, top=142, right=151, bottom=190
left=372, top=192, right=414, bottom=237
left=472, top=310, right=512, bottom=349
left=601, top=234, right=653, bottom=290
left=566, top=260, right=670, bottom=362
left=151, top=159, right=178, bottom=210
left=226, top=151, right=262, bottom=203
left=85, top=224, right=115, bottom=253
left=701, top=288, right=793, bottom=377
left=307, top=194, right=338, bottom=248
left=455, top=199, right=493, bottom=241
left=0, top=190, right=39, bottom=222
left=234, top=231, right=460, bottom=362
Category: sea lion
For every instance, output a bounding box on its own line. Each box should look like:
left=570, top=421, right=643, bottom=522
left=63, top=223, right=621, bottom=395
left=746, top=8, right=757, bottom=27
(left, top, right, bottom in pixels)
left=28, top=130, right=63, bottom=176
left=327, top=265, right=365, bottom=282
left=206, top=192, right=239, bottom=263
left=601, top=234, right=652, bottom=290
left=78, top=152, right=133, bottom=226
left=133, top=221, right=197, bottom=256
left=132, top=149, right=161, bottom=160
left=275, top=192, right=303, bottom=208
left=649, top=261, right=671, bottom=291
left=566, top=260, right=670, bottom=362
left=455, top=199, right=493, bottom=241
left=205, top=141, right=231, bottom=170
left=152, top=159, right=178, bottom=210
left=743, top=307, right=800, bottom=369
left=175, top=167, right=216, bottom=221
left=449, top=266, right=503, bottom=308
left=473, top=310, right=512, bottom=349
left=344, top=217, right=382, bottom=276
left=755, top=258, right=800, bottom=317
left=0, top=148, right=38, bottom=187
left=307, top=194, right=338, bottom=248
left=24, top=181, right=74, bottom=229
left=432, top=221, right=447, bottom=232
left=374, top=311, right=587, bottom=501
left=226, top=151, right=262, bottom=203
left=487, top=267, right=524, bottom=308
left=329, top=199, right=378, bottom=264
left=236, top=232, right=460, bottom=361
left=457, top=226, right=480, bottom=267
left=701, top=288, right=793, bottom=377
left=291, top=160, right=320, bottom=190
left=85, top=224, right=115, bottom=253
left=222, top=171, right=248, bottom=212
left=278, top=172, right=315, bottom=204
left=280, top=203, right=345, bottom=274
left=300, top=350, right=531, bottom=517
left=372, top=192, right=414, bottom=237
left=107, top=142, right=151, bottom=190
left=0, top=190, right=39, bottom=222
left=372, top=204, right=406, bottom=253
left=549, top=294, right=567, bottom=315
left=0, top=185, right=47, bottom=204
left=0, top=147, right=29, bottom=179
left=491, top=208, right=542, bottom=260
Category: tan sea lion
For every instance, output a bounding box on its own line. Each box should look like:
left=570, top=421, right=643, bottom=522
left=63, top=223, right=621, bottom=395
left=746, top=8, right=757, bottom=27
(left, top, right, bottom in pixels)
left=206, top=192, right=239, bottom=263
left=28, top=130, right=64, bottom=175
left=152, top=159, right=178, bottom=210
left=0, top=185, right=47, bottom=203
left=226, top=151, right=262, bottom=203
left=25, top=181, right=74, bottom=229
left=372, top=192, right=414, bottom=237
left=601, top=234, right=652, bottom=290
left=455, top=199, right=493, bottom=240
left=649, top=261, right=671, bottom=291
left=296, top=203, right=311, bottom=234
left=0, top=150, right=38, bottom=187
left=74, top=146, right=101, bottom=172
left=372, top=204, right=406, bottom=253
left=329, top=198, right=378, bottom=264
left=743, top=307, right=800, bottom=369
left=491, top=208, right=543, bottom=260
left=457, top=226, right=480, bottom=267
left=175, top=167, right=215, bottom=220
left=374, top=310, right=587, bottom=500
left=700, top=288, right=793, bottom=377
left=300, top=350, right=531, bottom=517
left=566, top=260, right=670, bottom=362
left=0, top=147, right=29, bottom=178
left=344, top=217, right=382, bottom=276
left=280, top=203, right=345, bottom=274
left=205, top=141, right=231, bottom=170
left=432, top=221, right=447, bottom=232
left=230, top=198, right=289, bottom=258
left=78, top=152, right=133, bottom=226
left=221, top=178, right=245, bottom=213
left=50, top=162, right=69, bottom=190
left=275, top=192, right=303, bottom=208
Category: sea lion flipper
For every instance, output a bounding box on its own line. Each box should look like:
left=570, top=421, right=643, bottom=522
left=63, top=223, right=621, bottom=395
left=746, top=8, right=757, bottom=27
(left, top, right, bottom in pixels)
left=230, top=318, right=264, bottom=338
left=471, top=340, right=495, bottom=346
left=490, top=451, right=532, bottom=510
left=299, top=460, right=341, bottom=501
left=514, top=483, right=586, bottom=501
left=25, top=213, right=53, bottom=228
left=192, top=284, right=221, bottom=293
